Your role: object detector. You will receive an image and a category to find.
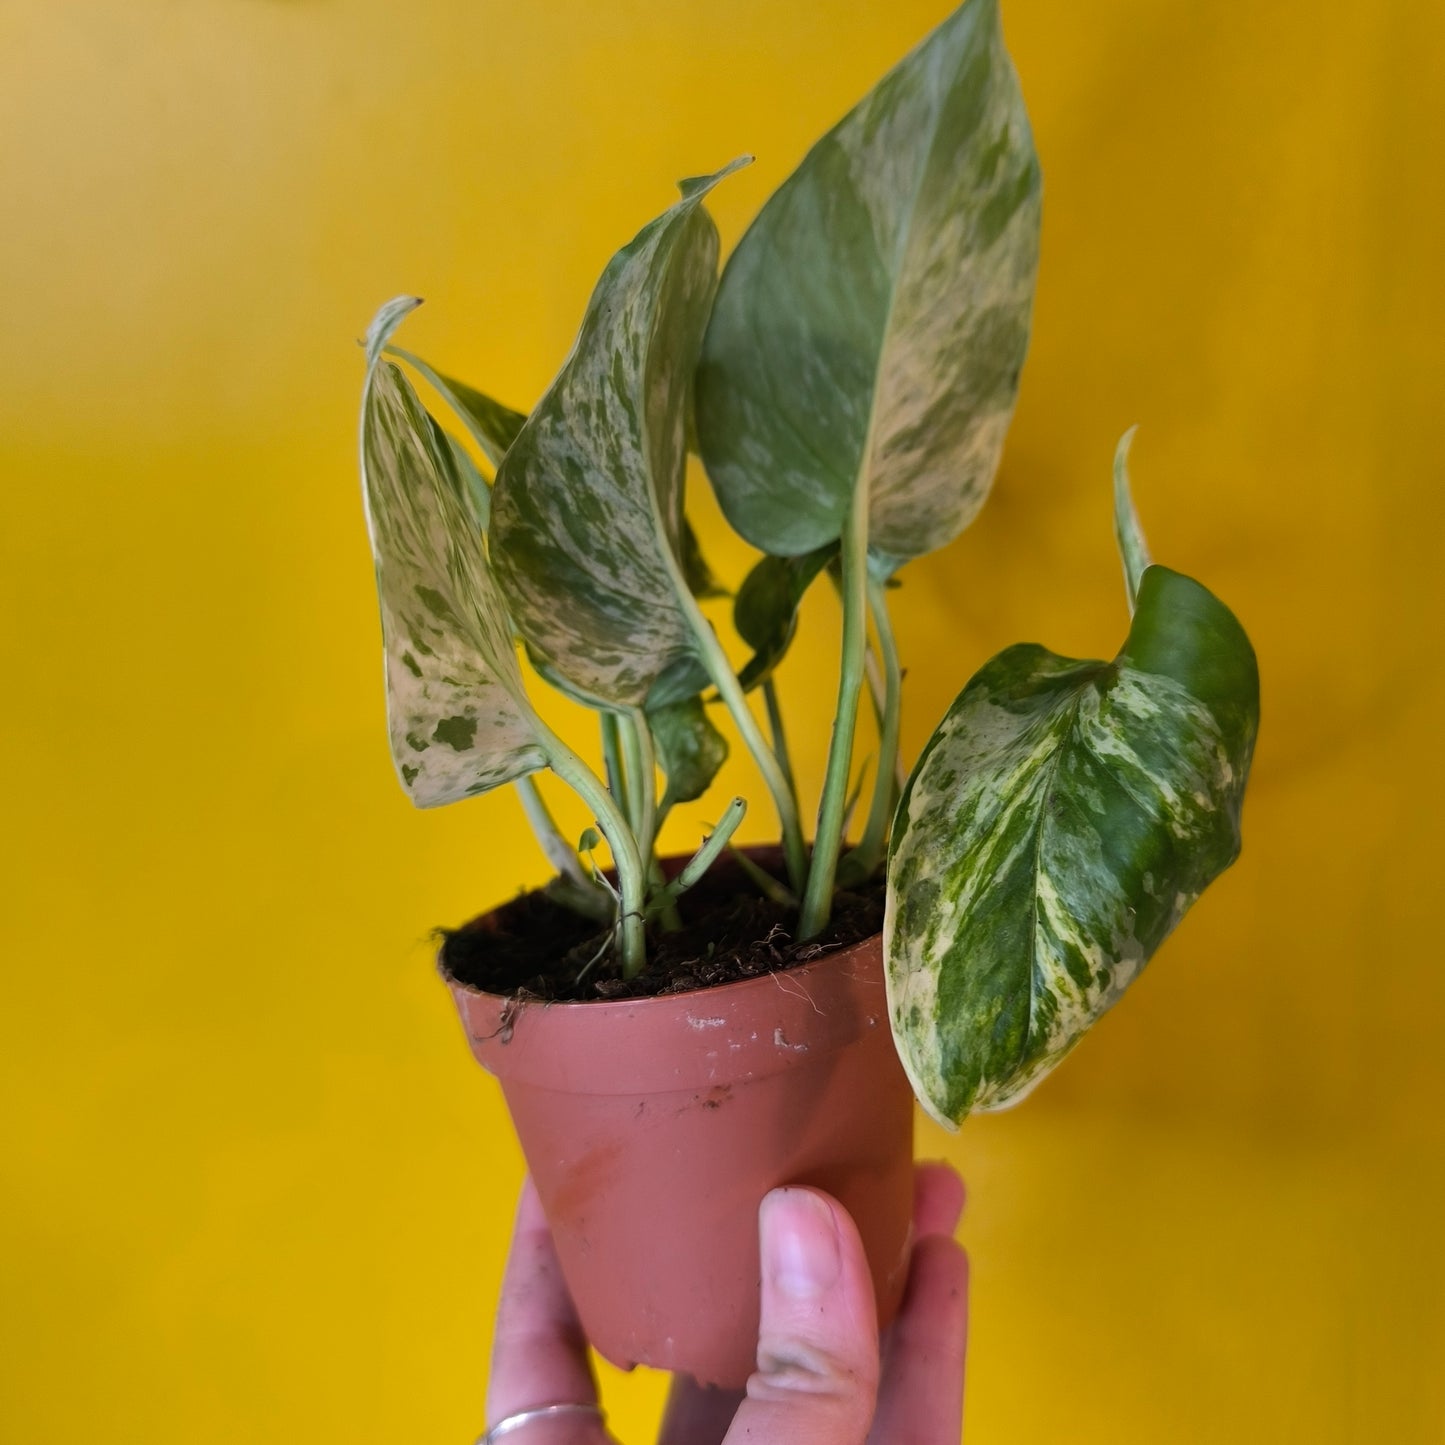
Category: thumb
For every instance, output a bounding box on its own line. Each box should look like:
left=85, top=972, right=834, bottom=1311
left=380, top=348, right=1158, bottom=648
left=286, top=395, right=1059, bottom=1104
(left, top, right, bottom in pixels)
left=723, top=1188, right=880, bottom=1445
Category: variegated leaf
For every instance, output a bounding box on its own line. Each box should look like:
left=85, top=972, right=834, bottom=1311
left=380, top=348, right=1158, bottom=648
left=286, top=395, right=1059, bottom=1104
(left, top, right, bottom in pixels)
left=440, top=429, right=492, bottom=531
left=491, top=161, right=747, bottom=708
left=385, top=345, right=528, bottom=467
left=886, top=565, right=1259, bottom=1125
left=360, top=297, right=547, bottom=806
left=695, top=0, right=1040, bottom=566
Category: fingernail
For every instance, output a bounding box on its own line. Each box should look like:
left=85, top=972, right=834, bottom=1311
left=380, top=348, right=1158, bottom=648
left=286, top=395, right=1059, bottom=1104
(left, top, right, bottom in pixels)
left=760, top=1189, right=841, bottom=1299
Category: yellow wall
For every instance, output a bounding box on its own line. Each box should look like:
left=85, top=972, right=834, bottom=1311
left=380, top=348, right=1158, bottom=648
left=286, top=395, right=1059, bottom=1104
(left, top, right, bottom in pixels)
left=3, top=1, right=1441, bottom=1441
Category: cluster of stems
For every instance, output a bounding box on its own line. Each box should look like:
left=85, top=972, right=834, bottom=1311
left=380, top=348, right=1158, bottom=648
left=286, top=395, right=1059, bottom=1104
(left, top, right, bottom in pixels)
left=517, top=520, right=904, bottom=980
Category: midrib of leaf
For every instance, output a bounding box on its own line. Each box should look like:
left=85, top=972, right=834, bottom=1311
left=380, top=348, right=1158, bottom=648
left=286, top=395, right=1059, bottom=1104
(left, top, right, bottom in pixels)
left=855, top=38, right=957, bottom=541
left=639, top=237, right=697, bottom=644
left=608, top=225, right=721, bottom=664
left=800, top=76, right=944, bottom=931
left=666, top=481, right=809, bottom=890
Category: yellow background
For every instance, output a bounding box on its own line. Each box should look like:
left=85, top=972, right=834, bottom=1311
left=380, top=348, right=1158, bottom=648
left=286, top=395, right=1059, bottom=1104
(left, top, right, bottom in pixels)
left=3, top=1, right=1442, bottom=1441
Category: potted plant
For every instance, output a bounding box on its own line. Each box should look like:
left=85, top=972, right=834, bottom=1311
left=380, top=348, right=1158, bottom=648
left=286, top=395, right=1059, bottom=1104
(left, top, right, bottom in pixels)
left=356, top=0, right=1259, bottom=1391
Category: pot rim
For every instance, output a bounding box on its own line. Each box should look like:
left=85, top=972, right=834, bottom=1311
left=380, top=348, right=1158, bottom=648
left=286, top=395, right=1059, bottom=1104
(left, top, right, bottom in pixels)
left=442, top=934, right=879, bottom=1002
left=438, top=841, right=874, bottom=1008
left=448, top=930, right=892, bottom=1094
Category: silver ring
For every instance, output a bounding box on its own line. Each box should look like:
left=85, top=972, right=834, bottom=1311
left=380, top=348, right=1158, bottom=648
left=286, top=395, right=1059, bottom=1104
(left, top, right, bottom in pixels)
left=479, top=1402, right=606, bottom=1441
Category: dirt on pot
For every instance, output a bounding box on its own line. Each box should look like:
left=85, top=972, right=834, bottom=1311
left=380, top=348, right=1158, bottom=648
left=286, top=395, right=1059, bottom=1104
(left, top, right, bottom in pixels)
left=440, top=853, right=886, bottom=1002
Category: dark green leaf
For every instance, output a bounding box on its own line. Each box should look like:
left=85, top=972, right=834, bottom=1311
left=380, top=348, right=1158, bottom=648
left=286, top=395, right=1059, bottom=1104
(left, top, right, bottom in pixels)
left=642, top=653, right=712, bottom=711
left=649, top=696, right=729, bottom=808
left=680, top=519, right=729, bottom=600
left=733, top=545, right=836, bottom=690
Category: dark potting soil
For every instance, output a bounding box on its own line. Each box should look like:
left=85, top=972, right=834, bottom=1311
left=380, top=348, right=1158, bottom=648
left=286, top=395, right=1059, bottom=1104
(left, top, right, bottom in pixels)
left=439, top=853, right=885, bottom=1003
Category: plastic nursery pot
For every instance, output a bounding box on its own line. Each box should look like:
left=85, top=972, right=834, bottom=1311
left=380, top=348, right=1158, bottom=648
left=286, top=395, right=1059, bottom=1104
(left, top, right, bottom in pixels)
left=442, top=865, right=917, bottom=1390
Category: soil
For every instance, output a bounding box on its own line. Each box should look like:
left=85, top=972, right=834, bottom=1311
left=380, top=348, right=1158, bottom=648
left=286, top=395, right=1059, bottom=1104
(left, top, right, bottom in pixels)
left=439, top=852, right=885, bottom=1003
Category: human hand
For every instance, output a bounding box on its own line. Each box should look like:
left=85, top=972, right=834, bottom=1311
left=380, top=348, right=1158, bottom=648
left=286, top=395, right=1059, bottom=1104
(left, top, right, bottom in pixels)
left=482, top=1162, right=969, bottom=1444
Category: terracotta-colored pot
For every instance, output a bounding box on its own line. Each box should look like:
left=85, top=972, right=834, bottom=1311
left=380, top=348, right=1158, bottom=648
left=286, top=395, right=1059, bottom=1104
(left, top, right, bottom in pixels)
left=444, top=898, right=915, bottom=1388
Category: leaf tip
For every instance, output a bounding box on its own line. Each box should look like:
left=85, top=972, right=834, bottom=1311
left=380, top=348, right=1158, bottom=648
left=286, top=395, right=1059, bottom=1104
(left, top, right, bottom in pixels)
left=677, top=154, right=754, bottom=200
left=364, top=295, right=424, bottom=371
left=893, top=1036, right=964, bottom=1132
left=1112, top=425, right=1151, bottom=610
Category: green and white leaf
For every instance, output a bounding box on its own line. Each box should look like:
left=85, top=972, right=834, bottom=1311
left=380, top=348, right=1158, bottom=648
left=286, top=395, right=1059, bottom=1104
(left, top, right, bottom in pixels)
left=695, top=0, right=1040, bottom=565
left=886, top=565, right=1259, bottom=1126
left=385, top=345, right=528, bottom=467
left=440, top=427, right=492, bottom=531
left=649, top=696, right=729, bottom=809
left=359, top=297, right=547, bottom=806
left=491, top=161, right=747, bottom=708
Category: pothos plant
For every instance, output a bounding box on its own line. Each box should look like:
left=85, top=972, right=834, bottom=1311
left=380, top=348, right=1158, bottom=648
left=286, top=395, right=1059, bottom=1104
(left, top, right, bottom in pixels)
left=357, top=0, right=1259, bottom=1126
